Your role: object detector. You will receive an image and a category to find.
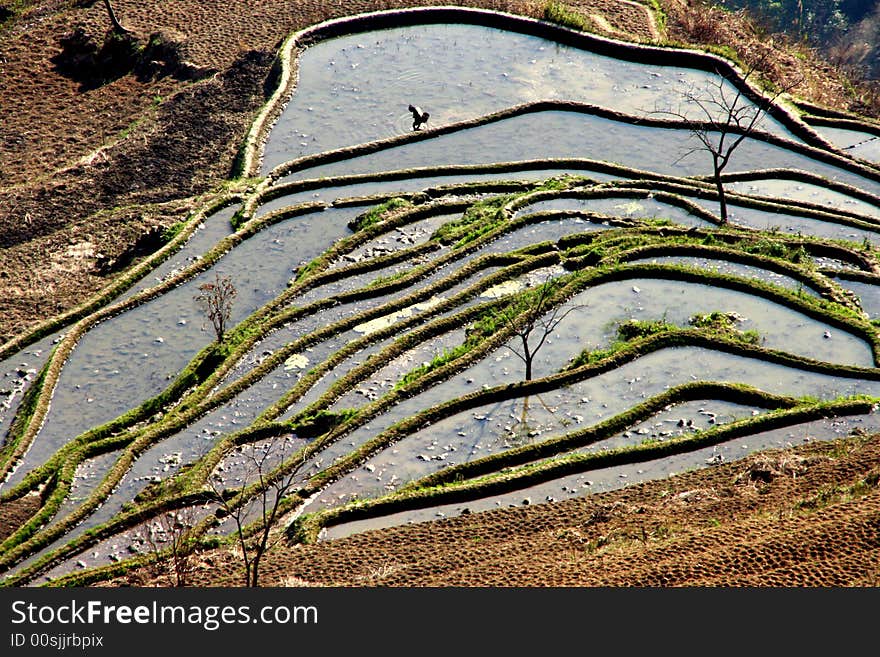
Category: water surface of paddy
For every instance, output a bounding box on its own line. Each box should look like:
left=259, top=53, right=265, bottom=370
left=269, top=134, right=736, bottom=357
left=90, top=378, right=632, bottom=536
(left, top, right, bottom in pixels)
left=262, top=23, right=796, bottom=172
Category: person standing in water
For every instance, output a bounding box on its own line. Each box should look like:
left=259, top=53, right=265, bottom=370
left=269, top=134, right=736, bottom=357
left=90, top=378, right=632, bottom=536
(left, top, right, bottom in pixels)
left=408, top=104, right=429, bottom=131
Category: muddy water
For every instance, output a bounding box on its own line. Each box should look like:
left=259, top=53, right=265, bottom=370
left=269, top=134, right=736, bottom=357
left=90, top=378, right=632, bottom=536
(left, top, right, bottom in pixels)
left=262, top=23, right=795, bottom=172
left=731, top=209, right=880, bottom=245
left=54, top=317, right=361, bottom=530
left=313, top=278, right=878, bottom=493
left=482, top=216, right=610, bottom=253
left=0, top=333, right=60, bottom=470
left=264, top=168, right=621, bottom=213
left=5, top=370, right=314, bottom=579
left=332, top=273, right=877, bottom=411
left=41, top=256, right=529, bottom=531
left=686, top=197, right=880, bottom=244
left=212, top=301, right=361, bottom=389
left=831, top=277, right=880, bottom=319
left=811, top=125, right=880, bottom=164
left=571, top=398, right=767, bottom=453
left=509, top=276, right=875, bottom=371
left=726, top=179, right=880, bottom=219
left=1, top=207, right=236, bottom=470
left=299, top=266, right=563, bottom=417
left=122, top=204, right=240, bottom=300
left=313, top=397, right=768, bottom=509
left=321, top=409, right=880, bottom=540
left=329, top=212, right=460, bottom=268
left=331, top=329, right=470, bottom=411
left=38, top=501, right=220, bottom=585
left=0, top=207, right=238, bottom=487
left=3, top=206, right=359, bottom=488
left=813, top=257, right=865, bottom=272
left=51, top=451, right=120, bottom=521
left=277, top=266, right=563, bottom=421
left=310, top=345, right=879, bottom=512
left=283, top=111, right=880, bottom=199
left=513, top=195, right=711, bottom=228
left=282, top=334, right=400, bottom=418
left=625, top=255, right=823, bottom=297
left=20, top=340, right=876, bottom=580
left=292, top=208, right=589, bottom=312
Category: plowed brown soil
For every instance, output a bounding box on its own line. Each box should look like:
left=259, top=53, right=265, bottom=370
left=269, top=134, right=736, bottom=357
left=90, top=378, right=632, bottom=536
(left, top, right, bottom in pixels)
left=106, top=431, right=880, bottom=587
left=3, top=0, right=880, bottom=588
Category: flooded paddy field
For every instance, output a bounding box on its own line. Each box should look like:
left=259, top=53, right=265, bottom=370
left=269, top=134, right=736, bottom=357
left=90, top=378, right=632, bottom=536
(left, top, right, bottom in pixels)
left=2, top=11, right=879, bottom=585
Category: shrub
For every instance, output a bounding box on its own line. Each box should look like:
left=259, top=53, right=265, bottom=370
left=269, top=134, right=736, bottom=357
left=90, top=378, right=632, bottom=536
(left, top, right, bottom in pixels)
left=543, top=1, right=591, bottom=32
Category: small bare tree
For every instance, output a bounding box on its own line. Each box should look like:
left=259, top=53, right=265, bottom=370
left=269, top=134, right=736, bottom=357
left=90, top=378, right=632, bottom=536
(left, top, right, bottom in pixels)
left=143, top=507, right=198, bottom=587
left=194, top=273, right=237, bottom=343
left=492, top=278, right=582, bottom=382
left=209, top=435, right=305, bottom=587
left=490, top=278, right=584, bottom=443
left=657, top=62, right=798, bottom=223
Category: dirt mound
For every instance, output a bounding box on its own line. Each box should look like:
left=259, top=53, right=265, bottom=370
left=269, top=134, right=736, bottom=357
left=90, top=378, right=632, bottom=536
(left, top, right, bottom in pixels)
left=50, top=26, right=215, bottom=91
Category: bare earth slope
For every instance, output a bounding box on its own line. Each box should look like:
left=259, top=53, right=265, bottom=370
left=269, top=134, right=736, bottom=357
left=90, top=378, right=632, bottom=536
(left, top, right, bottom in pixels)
left=3, top=0, right=880, bottom=587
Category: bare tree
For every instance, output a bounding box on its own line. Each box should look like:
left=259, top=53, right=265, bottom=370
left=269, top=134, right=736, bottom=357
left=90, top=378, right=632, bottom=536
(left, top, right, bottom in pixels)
left=209, top=435, right=305, bottom=587
left=657, top=62, right=796, bottom=223
left=492, top=279, right=582, bottom=381
left=487, top=279, right=584, bottom=445
left=194, top=273, right=237, bottom=343
left=143, top=507, right=198, bottom=587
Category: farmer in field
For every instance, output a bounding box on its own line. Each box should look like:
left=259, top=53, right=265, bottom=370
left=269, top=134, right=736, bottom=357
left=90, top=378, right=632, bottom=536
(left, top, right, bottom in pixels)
left=408, top=104, right=429, bottom=131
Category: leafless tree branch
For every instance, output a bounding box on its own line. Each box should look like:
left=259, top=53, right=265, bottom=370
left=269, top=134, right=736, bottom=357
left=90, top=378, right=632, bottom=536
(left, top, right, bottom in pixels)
left=653, top=58, right=803, bottom=223
left=492, top=278, right=584, bottom=382
left=209, top=435, right=306, bottom=587
left=194, top=273, right=237, bottom=343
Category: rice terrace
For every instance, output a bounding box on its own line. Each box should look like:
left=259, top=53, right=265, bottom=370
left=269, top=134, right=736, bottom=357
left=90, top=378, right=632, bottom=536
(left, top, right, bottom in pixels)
left=2, top=0, right=880, bottom=587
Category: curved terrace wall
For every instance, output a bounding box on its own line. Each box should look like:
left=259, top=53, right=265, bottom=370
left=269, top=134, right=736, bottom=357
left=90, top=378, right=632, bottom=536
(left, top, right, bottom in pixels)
left=5, top=7, right=880, bottom=585
left=240, top=6, right=837, bottom=180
